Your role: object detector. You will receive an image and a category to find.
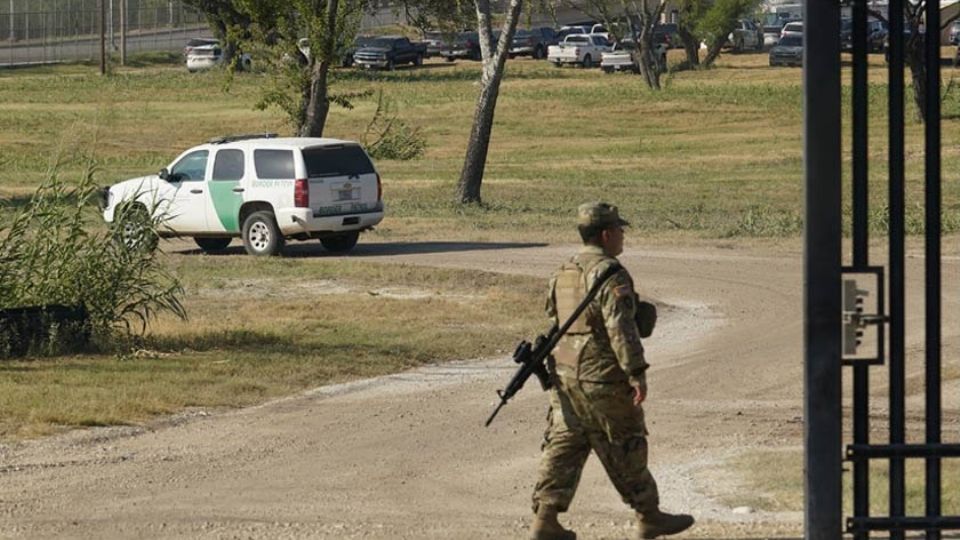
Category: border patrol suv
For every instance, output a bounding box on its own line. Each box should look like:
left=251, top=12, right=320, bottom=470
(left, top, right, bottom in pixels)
left=102, top=134, right=384, bottom=256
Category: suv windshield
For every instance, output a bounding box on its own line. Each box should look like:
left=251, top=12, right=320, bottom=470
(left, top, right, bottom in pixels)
left=303, top=146, right=375, bottom=178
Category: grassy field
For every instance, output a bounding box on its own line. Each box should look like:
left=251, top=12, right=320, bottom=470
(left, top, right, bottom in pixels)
left=4, top=50, right=960, bottom=242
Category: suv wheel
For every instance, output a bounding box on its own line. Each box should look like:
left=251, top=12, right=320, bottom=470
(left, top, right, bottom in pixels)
left=320, top=232, right=360, bottom=253
left=115, top=203, right=158, bottom=253
left=387, top=58, right=396, bottom=71
left=242, top=211, right=284, bottom=256
left=582, top=54, right=593, bottom=68
left=195, top=237, right=232, bottom=252
left=533, top=45, right=545, bottom=59
left=414, top=54, right=423, bottom=66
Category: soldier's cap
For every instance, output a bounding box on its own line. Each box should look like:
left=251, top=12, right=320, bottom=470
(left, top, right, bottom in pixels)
left=577, top=202, right=630, bottom=229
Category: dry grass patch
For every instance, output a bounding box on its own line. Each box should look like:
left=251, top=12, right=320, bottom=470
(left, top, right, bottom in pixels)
left=0, top=256, right=546, bottom=441
left=723, top=448, right=960, bottom=516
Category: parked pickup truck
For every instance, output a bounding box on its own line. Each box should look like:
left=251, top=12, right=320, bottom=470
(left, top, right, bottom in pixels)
left=101, top=134, right=385, bottom=256
left=600, top=40, right=667, bottom=73
left=353, top=36, right=427, bottom=70
left=547, top=34, right=611, bottom=68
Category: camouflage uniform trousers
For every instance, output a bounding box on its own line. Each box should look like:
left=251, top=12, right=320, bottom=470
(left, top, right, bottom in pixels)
left=532, top=376, right=660, bottom=514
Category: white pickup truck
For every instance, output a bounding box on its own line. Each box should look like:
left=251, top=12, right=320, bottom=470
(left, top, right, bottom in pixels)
left=601, top=39, right=668, bottom=74
left=547, top=33, right=611, bottom=68
left=101, top=134, right=385, bottom=256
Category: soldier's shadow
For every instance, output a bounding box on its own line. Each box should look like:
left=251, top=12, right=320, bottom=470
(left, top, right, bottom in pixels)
left=174, top=240, right=548, bottom=258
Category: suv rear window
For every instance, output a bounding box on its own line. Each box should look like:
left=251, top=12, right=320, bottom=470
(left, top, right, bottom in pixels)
left=254, top=149, right=295, bottom=179
left=302, top=146, right=375, bottom=177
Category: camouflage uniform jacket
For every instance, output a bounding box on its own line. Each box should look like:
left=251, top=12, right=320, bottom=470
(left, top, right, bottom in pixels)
left=546, top=245, right=648, bottom=390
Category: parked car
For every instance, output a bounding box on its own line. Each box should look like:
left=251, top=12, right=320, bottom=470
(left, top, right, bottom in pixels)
left=769, top=34, right=802, bottom=66
left=353, top=36, right=427, bottom=70
left=557, top=25, right=592, bottom=41
left=728, top=19, right=763, bottom=52
left=423, top=31, right=449, bottom=58
left=186, top=44, right=252, bottom=72
left=762, top=20, right=785, bottom=47
left=547, top=33, right=611, bottom=68
left=440, top=31, right=484, bottom=61
left=101, top=134, right=385, bottom=256
left=781, top=21, right=804, bottom=39
left=339, top=35, right=376, bottom=66
left=653, top=23, right=681, bottom=48
left=509, top=27, right=559, bottom=59
left=600, top=39, right=667, bottom=73
left=840, top=19, right=887, bottom=53
left=183, top=37, right=218, bottom=58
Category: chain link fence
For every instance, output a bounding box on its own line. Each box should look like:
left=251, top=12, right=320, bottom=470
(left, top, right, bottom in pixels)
left=0, top=0, right=210, bottom=66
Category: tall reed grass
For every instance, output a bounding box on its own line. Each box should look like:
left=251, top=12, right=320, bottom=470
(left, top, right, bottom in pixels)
left=0, top=159, right=185, bottom=357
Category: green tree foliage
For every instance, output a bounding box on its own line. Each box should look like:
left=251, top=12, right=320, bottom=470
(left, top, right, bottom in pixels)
left=693, top=0, right=760, bottom=66
left=234, top=0, right=372, bottom=136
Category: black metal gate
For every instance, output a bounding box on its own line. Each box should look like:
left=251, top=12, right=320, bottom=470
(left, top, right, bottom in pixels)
left=805, top=0, right=960, bottom=536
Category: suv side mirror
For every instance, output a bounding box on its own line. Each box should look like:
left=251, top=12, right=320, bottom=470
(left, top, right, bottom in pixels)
left=159, top=168, right=170, bottom=180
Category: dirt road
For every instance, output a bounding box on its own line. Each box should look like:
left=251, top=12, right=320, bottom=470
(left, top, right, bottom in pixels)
left=1, top=240, right=955, bottom=539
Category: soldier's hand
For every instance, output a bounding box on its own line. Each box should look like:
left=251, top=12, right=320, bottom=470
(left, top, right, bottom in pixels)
left=632, top=384, right=646, bottom=406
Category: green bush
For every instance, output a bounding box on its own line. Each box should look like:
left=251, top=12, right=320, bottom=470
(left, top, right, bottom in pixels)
left=0, top=161, right=185, bottom=357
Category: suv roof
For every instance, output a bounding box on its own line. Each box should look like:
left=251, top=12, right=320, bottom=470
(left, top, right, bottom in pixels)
left=200, top=137, right=354, bottom=150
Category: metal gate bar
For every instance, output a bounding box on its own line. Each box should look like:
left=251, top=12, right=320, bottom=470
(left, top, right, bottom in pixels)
left=886, top=0, right=908, bottom=532
left=803, top=0, right=843, bottom=532
left=923, top=0, right=942, bottom=533
left=851, top=0, right=871, bottom=534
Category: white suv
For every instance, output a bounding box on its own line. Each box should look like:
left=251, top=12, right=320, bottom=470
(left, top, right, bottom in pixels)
left=102, top=134, right=385, bottom=256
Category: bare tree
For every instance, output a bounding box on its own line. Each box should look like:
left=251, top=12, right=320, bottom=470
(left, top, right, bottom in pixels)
left=455, top=0, right=525, bottom=204
left=873, top=3, right=960, bottom=121
left=237, top=0, right=371, bottom=136
left=557, top=0, right=668, bottom=89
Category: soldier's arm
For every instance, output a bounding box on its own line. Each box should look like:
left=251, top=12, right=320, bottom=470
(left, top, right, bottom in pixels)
left=598, top=267, right=649, bottom=389
left=545, top=273, right=559, bottom=322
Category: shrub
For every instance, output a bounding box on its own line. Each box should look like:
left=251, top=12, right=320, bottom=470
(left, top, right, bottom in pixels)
left=0, top=161, right=185, bottom=357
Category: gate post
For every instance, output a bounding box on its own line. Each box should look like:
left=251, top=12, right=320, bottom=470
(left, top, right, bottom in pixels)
left=803, top=0, right=842, bottom=535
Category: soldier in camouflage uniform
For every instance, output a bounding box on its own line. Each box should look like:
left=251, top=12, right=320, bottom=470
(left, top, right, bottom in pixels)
left=529, top=202, right=694, bottom=540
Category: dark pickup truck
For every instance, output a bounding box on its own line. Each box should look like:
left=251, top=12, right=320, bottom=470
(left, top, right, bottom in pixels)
left=353, top=36, right=427, bottom=70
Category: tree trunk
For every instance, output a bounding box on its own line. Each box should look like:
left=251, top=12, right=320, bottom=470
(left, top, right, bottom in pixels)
left=906, top=34, right=928, bottom=120
left=455, top=0, right=523, bottom=204
left=703, top=38, right=726, bottom=66
left=637, top=24, right=661, bottom=90
left=299, top=0, right=340, bottom=137
left=301, top=60, right=332, bottom=137
left=677, top=24, right=700, bottom=66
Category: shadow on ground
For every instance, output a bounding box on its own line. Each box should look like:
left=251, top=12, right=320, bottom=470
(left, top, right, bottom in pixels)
left=170, top=240, right=548, bottom=258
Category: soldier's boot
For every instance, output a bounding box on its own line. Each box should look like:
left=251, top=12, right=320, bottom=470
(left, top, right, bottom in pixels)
left=636, top=509, right=695, bottom=539
left=529, top=505, right=577, bottom=540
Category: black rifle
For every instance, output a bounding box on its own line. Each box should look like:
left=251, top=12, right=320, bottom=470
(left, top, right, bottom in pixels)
left=484, top=263, right=621, bottom=427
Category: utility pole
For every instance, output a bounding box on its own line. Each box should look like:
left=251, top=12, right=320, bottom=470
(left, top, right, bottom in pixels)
left=119, top=0, right=126, bottom=65
left=99, top=0, right=106, bottom=74
left=8, top=0, right=13, bottom=42
left=108, top=0, right=113, bottom=50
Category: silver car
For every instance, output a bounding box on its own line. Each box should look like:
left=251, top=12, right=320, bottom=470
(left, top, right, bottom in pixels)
left=769, top=34, right=802, bottom=67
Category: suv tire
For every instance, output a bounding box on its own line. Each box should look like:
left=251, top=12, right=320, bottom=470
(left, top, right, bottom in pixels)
left=195, top=237, right=232, bottom=252
left=582, top=54, right=593, bottom=68
left=115, top=203, right=158, bottom=253
left=242, top=211, right=284, bottom=256
left=320, top=232, right=360, bottom=253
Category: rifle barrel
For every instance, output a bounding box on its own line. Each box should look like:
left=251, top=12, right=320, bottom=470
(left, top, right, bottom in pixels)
left=485, top=400, right=506, bottom=427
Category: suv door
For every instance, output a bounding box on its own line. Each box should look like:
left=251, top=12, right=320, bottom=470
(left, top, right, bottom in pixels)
left=165, top=149, right=210, bottom=233
left=208, top=148, right=246, bottom=233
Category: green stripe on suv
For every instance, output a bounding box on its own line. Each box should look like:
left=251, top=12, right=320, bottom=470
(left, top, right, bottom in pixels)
left=209, top=181, right=242, bottom=232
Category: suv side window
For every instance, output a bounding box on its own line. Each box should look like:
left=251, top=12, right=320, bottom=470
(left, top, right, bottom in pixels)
left=254, top=149, right=295, bottom=179
left=170, top=150, right=209, bottom=181
left=212, top=149, right=245, bottom=181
